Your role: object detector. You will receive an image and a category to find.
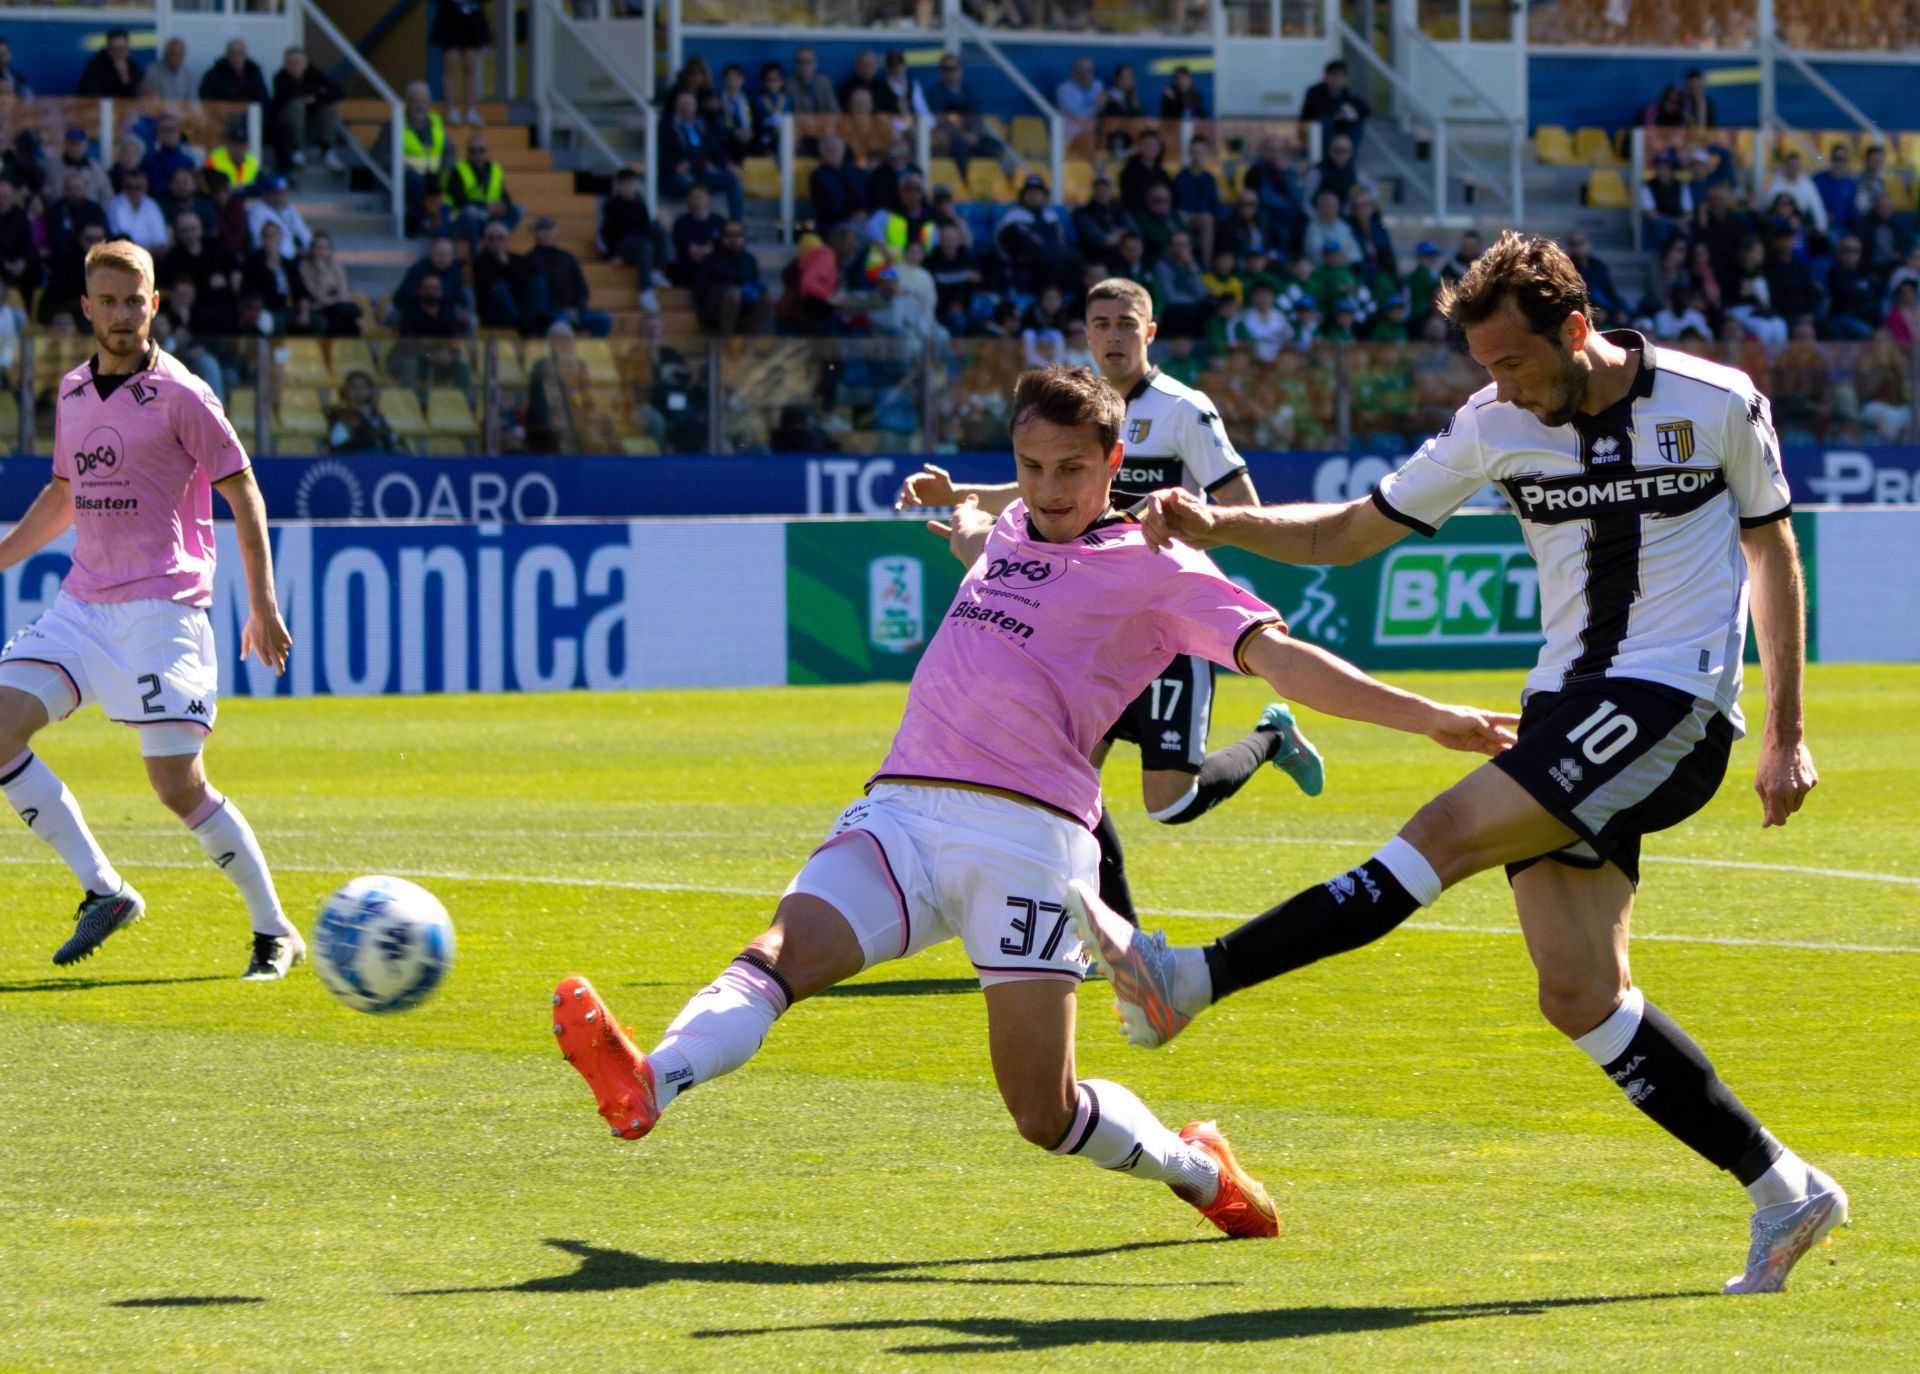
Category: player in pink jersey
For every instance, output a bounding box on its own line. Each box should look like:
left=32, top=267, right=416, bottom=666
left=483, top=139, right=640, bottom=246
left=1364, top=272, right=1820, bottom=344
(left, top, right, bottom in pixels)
left=552, top=368, right=1516, bottom=1237
left=0, top=240, right=303, bottom=979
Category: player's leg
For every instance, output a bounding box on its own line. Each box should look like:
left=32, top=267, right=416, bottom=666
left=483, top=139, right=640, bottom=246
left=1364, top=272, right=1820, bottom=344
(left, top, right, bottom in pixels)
left=1074, top=761, right=1569, bottom=1046
left=1089, top=719, right=1139, bottom=926
left=1143, top=660, right=1325, bottom=825
left=143, top=742, right=302, bottom=978
left=556, top=793, right=925, bottom=1140
left=1, top=610, right=144, bottom=964
left=985, top=977, right=1272, bottom=1237
left=1515, top=856, right=1847, bottom=1293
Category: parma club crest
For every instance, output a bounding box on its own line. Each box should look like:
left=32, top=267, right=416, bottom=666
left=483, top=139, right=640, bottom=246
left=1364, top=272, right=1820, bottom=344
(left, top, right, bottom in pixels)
left=1655, top=420, right=1696, bottom=464
left=1126, top=418, right=1152, bottom=444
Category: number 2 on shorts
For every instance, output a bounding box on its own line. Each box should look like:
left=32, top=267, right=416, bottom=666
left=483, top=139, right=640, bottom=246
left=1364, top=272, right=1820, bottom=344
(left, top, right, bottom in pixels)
left=137, top=673, right=165, bottom=715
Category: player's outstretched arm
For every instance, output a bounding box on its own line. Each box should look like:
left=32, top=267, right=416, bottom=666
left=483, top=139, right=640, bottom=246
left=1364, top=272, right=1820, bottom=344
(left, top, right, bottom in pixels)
left=0, top=480, right=74, bottom=572
left=1742, top=517, right=1816, bottom=827
left=214, top=467, right=292, bottom=676
left=1241, top=628, right=1517, bottom=756
left=927, top=493, right=994, bottom=566
left=896, top=463, right=1020, bottom=517
left=1144, top=489, right=1408, bottom=566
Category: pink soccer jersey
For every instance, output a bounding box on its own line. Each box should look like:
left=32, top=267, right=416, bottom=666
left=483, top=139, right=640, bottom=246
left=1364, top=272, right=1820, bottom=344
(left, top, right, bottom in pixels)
left=50, top=346, right=250, bottom=609
left=872, top=501, right=1283, bottom=828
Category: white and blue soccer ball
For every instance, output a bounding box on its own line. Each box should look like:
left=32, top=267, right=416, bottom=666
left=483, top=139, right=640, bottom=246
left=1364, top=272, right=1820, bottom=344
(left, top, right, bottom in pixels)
left=311, top=876, right=454, bottom=1014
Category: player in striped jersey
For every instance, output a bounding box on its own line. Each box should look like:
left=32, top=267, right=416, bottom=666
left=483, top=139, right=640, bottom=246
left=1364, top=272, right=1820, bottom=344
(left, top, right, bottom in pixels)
left=1077, top=232, right=1846, bottom=1294
left=898, top=278, right=1324, bottom=930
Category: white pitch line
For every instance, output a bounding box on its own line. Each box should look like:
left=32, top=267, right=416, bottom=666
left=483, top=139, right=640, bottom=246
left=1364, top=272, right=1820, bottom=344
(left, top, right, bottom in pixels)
left=3, top=854, right=1916, bottom=956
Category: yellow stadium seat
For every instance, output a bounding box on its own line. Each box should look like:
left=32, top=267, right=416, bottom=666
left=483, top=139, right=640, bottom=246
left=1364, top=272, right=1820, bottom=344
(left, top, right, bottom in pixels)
left=573, top=339, right=618, bottom=385
left=278, top=338, right=331, bottom=387
left=1899, top=132, right=1920, bottom=171
left=1733, top=128, right=1759, bottom=172
left=792, top=156, right=818, bottom=187
left=427, top=387, right=475, bottom=432
left=1584, top=167, right=1631, bottom=208
left=1534, top=125, right=1576, bottom=165
left=967, top=160, right=1009, bottom=202
left=487, top=338, right=527, bottom=387
left=330, top=338, right=378, bottom=382
left=227, top=388, right=258, bottom=437
left=1062, top=159, right=1093, bottom=204
left=278, top=387, right=329, bottom=439
left=620, top=435, right=660, bottom=455
left=742, top=157, right=780, bottom=200
left=1573, top=126, right=1620, bottom=165
left=1009, top=116, right=1049, bottom=160
left=927, top=157, right=965, bottom=198
left=382, top=388, right=430, bottom=437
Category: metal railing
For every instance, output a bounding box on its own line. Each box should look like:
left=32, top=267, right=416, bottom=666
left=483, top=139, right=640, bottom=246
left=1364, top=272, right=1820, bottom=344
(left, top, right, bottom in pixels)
left=292, top=0, right=405, bottom=239
left=1398, top=22, right=1524, bottom=226
left=6, top=333, right=1913, bottom=461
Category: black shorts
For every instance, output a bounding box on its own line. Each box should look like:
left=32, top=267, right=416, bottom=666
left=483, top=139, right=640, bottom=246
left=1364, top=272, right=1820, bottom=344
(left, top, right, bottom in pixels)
left=430, top=1, right=492, bottom=49
left=1103, top=653, right=1215, bottom=774
left=1492, top=677, right=1735, bottom=887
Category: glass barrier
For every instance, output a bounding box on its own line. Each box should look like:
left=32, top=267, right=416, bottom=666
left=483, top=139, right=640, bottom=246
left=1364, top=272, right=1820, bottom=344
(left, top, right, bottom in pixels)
left=685, top=0, right=934, bottom=24
left=1526, top=0, right=1756, bottom=48
left=961, top=0, right=1210, bottom=38
left=1, top=333, right=1914, bottom=458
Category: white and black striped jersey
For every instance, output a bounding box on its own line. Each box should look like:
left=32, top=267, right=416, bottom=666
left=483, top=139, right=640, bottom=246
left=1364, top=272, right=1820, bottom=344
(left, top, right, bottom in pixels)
left=1112, top=368, right=1247, bottom=503
left=1372, top=331, right=1791, bottom=727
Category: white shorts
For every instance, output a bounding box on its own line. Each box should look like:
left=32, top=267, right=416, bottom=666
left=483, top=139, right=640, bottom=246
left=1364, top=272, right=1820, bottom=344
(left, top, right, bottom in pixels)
left=784, top=782, right=1101, bottom=987
left=0, top=592, right=217, bottom=757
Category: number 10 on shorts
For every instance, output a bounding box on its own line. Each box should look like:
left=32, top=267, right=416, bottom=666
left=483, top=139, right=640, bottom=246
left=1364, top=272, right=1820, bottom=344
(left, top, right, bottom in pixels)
left=1002, top=896, right=1071, bottom=959
left=1566, top=700, right=1640, bottom=764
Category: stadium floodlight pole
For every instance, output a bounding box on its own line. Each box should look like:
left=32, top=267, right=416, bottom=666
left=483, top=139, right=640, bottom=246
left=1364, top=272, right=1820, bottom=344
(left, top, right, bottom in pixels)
left=1630, top=127, right=1644, bottom=253
left=96, top=99, right=111, bottom=170
left=1049, top=113, right=1064, bottom=210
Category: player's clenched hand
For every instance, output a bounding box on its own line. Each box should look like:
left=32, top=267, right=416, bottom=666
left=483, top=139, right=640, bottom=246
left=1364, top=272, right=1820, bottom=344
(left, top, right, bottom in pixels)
left=896, top=462, right=958, bottom=510
left=242, top=609, right=292, bottom=676
left=1423, top=704, right=1520, bottom=757
left=1141, top=488, right=1220, bottom=550
left=1754, top=736, right=1816, bottom=827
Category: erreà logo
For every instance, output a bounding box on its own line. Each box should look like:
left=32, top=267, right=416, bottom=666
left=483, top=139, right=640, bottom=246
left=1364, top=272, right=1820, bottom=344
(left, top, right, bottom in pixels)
left=1590, top=435, right=1621, bottom=462
left=1376, top=544, right=1544, bottom=644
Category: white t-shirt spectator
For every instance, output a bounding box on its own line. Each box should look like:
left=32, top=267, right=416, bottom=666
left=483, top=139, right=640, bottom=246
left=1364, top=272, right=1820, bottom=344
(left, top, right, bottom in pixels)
left=1232, top=304, right=1294, bottom=362
left=1651, top=303, right=1713, bottom=340
left=107, top=191, right=169, bottom=251
left=248, top=199, right=314, bottom=260
left=1765, top=168, right=1828, bottom=234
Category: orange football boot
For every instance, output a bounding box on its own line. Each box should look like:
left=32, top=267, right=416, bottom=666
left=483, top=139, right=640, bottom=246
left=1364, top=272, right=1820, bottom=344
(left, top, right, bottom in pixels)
left=552, top=975, right=660, bottom=1141
left=1180, top=1120, right=1281, bottom=1239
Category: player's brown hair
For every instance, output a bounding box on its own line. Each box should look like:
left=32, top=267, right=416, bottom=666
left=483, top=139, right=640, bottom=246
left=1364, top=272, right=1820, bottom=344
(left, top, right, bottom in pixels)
left=1084, top=276, right=1154, bottom=322
left=83, top=239, right=156, bottom=291
left=1436, top=229, right=1588, bottom=337
left=1008, top=366, right=1124, bottom=455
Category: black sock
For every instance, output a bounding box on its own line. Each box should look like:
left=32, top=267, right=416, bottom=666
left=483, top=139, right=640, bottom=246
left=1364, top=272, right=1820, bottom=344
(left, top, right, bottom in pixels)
left=1203, top=858, right=1419, bottom=1000
left=1156, top=730, right=1280, bottom=826
left=1600, top=1000, right=1782, bottom=1182
left=1091, top=808, right=1138, bottom=926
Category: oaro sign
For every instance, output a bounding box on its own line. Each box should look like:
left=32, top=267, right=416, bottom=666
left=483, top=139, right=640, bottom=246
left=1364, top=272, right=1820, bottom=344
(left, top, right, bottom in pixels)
left=1375, top=544, right=1541, bottom=644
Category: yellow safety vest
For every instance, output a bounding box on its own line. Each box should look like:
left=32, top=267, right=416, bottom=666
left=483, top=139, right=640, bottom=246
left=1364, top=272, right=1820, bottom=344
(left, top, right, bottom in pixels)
left=881, top=211, right=933, bottom=253
left=451, top=159, right=503, bottom=203
left=205, top=146, right=258, bottom=188
left=402, top=114, right=447, bottom=177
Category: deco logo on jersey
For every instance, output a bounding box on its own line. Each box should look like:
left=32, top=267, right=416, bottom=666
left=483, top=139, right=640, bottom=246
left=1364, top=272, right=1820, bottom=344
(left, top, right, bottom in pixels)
left=983, top=554, right=1067, bottom=588
left=1655, top=420, right=1696, bottom=464
left=73, top=426, right=127, bottom=478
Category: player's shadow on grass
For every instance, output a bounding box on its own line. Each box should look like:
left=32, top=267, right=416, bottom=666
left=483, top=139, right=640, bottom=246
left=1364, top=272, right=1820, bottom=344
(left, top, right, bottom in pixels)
left=0, top=974, right=228, bottom=995
left=112, top=1296, right=265, bottom=1308
left=820, top=977, right=978, bottom=999
left=406, top=1237, right=1230, bottom=1297
left=692, top=1290, right=1718, bottom=1353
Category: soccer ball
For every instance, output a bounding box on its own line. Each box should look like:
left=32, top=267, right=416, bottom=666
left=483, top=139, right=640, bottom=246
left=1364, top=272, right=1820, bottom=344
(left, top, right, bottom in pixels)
left=311, top=876, right=454, bottom=1014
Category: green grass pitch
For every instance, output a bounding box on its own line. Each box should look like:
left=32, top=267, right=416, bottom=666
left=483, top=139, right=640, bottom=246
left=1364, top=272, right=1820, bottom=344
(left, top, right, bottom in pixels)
left=1, top=666, right=1916, bottom=1372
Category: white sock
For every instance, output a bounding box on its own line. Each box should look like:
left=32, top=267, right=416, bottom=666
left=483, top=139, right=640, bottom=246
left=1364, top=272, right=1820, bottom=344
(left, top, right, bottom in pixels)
left=187, top=793, right=294, bottom=938
left=649, top=956, right=790, bottom=1109
left=1573, top=986, right=1647, bottom=1065
left=1372, top=835, right=1443, bottom=906
left=1745, top=1146, right=1811, bottom=1210
left=1169, top=945, right=1214, bottom=1016
left=1048, top=1078, right=1220, bottom=1205
left=2, top=751, right=120, bottom=895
